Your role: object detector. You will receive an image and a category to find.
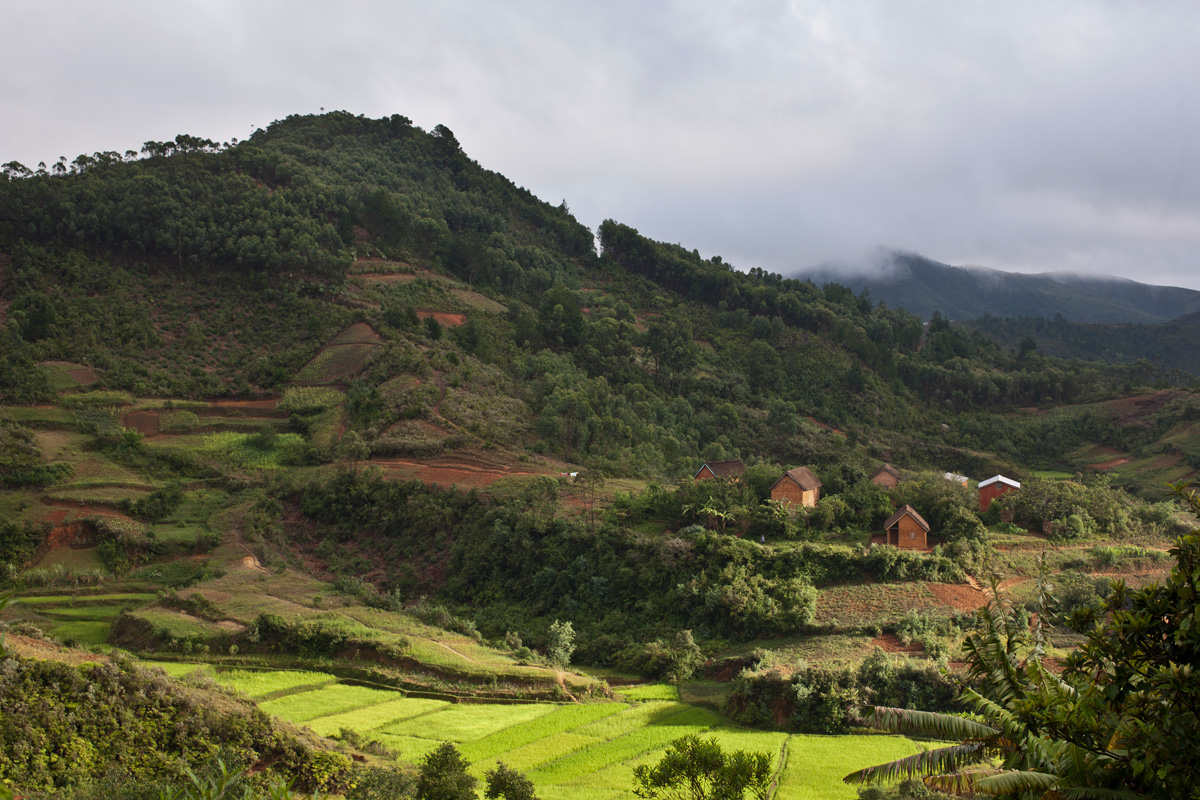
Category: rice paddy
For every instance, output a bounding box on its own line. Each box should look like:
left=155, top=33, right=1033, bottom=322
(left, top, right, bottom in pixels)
left=240, top=670, right=927, bottom=799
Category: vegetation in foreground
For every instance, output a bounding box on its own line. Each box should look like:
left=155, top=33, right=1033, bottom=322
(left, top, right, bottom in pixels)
left=846, top=485, right=1200, bottom=799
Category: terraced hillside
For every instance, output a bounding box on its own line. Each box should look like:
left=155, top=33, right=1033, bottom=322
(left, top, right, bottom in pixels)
left=149, top=664, right=928, bottom=800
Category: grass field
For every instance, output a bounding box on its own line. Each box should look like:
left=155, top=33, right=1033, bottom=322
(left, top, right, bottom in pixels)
left=245, top=670, right=924, bottom=799
left=211, top=668, right=340, bottom=700
left=14, top=592, right=155, bottom=644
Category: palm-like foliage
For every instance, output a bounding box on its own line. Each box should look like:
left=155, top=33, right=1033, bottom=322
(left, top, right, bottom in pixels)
left=844, top=577, right=1138, bottom=798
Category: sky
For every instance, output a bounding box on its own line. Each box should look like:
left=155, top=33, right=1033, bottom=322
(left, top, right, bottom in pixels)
left=3, top=1, right=1199, bottom=287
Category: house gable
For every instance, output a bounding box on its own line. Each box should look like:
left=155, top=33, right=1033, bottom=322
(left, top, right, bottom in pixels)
left=694, top=459, right=745, bottom=482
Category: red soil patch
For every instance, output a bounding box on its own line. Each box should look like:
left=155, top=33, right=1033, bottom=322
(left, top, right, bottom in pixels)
left=870, top=633, right=925, bottom=655
left=1090, top=456, right=1130, bottom=470
left=124, top=411, right=161, bottom=435
left=926, top=581, right=988, bottom=612
left=40, top=498, right=139, bottom=520
left=415, top=310, right=466, bottom=327
left=46, top=520, right=98, bottom=549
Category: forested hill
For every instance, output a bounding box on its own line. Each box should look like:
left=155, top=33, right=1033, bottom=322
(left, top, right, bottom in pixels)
left=965, top=312, right=1200, bottom=377
left=0, top=112, right=593, bottom=283
left=0, top=111, right=1174, bottom=478
left=792, top=251, right=1200, bottom=323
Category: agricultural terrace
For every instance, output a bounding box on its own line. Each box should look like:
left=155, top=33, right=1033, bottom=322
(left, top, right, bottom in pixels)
left=176, top=666, right=928, bottom=800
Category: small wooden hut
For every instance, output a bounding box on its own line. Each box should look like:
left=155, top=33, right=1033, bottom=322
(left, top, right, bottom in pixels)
left=883, top=505, right=930, bottom=549
left=978, top=475, right=1021, bottom=512
left=694, top=460, right=745, bottom=484
left=869, top=464, right=901, bottom=488
left=769, top=467, right=822, bottom=507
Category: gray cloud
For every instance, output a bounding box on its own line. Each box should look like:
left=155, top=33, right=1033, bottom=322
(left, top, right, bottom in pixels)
left=2, top=1, right=1198, bottom=287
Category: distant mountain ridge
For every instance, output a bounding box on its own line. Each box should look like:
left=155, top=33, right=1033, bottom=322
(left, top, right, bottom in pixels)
left=792, top=251, right=1200, bottom=323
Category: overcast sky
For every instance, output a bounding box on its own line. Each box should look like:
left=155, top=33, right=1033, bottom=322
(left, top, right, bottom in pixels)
left=3, top=1, right=1199, bottom=287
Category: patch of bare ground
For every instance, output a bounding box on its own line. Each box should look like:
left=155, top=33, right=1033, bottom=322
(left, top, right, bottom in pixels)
left=415, top=309, right=466, bottom=327
left=869, top=633, right=925, bottom=655
left=926, top=582, right=988, bottom=612
left=1090, top=456, right=1131, bottom=470
left=124, top=411, right=161, bottom=435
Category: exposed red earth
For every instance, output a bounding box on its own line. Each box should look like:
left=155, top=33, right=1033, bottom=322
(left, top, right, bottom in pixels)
left=415, top=310, right=466, bottom=327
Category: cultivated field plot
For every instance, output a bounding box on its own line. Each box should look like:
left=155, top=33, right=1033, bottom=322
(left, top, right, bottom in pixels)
left=255, top=674, right=924, bottom=799
left=14, top=592, right=156, bottom=644
left=211, top=668, right=340, bottom=700
left=814, top=583, right=945, bottom=626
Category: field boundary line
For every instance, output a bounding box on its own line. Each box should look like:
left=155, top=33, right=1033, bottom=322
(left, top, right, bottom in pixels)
left=768, top=736, right=789, bottom=800
left=254, top=682, right=341, bottom=702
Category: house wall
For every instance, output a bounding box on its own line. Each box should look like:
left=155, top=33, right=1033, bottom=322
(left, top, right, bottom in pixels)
left=694, top=466, right=717, bottom=484
left=979, top=483, right=1015, bottom=512
left=771, top=482, right=819, bottom=507
left=888, top=515, right=927, bottom=549
left=871, top=472, right=899, bottom=488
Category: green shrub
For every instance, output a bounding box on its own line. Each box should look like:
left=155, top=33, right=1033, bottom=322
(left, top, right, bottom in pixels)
left=62, top=390, right=135, bottom=408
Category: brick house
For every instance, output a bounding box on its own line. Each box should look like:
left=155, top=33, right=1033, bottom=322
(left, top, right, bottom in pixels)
left=693, top=460, right=745, bottom=483
left=883, top=505, right=930, bottom=549
left=869, top=464, right=901, bottom=488
left=978, top=475, right=1021, bottom=512
left=769, top=467, right=823, bottom=508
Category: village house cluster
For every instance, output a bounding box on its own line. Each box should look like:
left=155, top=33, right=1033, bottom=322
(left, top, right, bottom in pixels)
left=694, top=460, right=1021, bottom=549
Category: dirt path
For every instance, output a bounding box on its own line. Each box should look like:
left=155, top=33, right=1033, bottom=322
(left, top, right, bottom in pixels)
left=1090, top=457, right=1131, bottom=470
left=555, top=670, right=579, bottom=702
left=433, top=640, right=483, bottom=665
left=235, top=541, right=270, bottom=574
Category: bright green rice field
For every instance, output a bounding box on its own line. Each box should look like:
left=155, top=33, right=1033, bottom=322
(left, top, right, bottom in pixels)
left=216, top=671, right=926, bottom=800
